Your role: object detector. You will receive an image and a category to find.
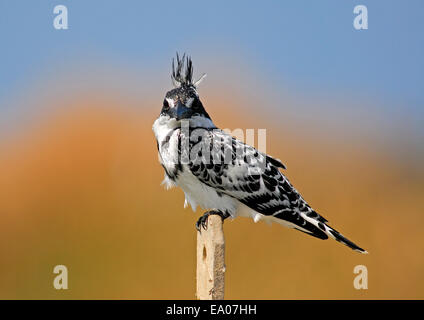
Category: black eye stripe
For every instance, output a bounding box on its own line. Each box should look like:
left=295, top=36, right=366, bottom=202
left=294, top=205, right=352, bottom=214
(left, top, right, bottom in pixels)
left=163, top=99, right=169, bottom=108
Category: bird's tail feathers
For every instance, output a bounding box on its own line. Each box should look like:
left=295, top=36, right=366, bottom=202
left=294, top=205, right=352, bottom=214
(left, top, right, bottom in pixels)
left=272, top=210, right=368, bottom=254
left=325, top=225, right=368, bottom=254
left=300, top=213, right=368, bottom=254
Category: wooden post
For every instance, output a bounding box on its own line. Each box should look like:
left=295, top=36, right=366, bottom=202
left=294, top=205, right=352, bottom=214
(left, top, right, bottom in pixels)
left=196, top=215, right=225, bottom=300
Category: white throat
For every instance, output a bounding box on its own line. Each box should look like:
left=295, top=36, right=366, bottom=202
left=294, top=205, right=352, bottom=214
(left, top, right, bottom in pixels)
left=152, top=114, right=216, bottom=143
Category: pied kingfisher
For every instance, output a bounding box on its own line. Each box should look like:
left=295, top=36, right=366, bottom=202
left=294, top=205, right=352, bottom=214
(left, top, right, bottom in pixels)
left=152, top=54, right=366, bottom=253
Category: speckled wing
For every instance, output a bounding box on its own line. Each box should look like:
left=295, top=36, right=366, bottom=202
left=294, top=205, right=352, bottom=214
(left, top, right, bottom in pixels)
left=182, top=128, right=329, bottom=239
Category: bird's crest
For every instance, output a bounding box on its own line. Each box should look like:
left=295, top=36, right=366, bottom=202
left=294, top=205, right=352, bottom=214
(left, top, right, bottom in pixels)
left=171, top=53, right=206, bottom=88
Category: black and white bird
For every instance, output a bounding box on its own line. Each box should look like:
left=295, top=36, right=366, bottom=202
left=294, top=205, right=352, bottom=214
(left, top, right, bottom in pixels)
left=153, top=54, right=367, bottom=253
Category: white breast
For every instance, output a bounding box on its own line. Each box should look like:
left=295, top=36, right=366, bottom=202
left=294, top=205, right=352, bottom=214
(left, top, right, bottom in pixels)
left=153, top=115, right=239, bottom=216
left=152, top=116, right=180, bottom=175
left=177, top=164, right=238, bottom=215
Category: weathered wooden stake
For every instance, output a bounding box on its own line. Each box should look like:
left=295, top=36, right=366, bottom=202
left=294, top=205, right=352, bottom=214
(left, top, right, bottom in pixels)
left=196, top=215, right=225, bottom=300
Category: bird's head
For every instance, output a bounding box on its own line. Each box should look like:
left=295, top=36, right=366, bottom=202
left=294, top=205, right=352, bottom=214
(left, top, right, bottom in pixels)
left=160, top=54, right=213, bottom=126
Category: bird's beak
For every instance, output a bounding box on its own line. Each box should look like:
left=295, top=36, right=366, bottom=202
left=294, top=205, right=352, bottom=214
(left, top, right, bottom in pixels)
left=169, top=101, right=193, bottom=120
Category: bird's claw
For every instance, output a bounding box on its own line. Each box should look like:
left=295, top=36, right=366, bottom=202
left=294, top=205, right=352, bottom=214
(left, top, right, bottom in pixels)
left=195, top=210, right=229, bottom=233
left=195, top=214, right=210, bottom=232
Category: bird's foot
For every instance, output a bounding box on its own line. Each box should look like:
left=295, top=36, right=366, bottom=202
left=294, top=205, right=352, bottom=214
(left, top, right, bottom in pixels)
left=195, top=210, right=230, bottom=232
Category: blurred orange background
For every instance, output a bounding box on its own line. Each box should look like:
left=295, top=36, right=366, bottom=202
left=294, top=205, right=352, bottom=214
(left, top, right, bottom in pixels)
left=0, top=67, right=423, bottom=299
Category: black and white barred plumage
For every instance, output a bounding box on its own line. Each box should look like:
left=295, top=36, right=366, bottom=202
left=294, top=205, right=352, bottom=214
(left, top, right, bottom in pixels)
left=153, top=54, right=367, bottom=253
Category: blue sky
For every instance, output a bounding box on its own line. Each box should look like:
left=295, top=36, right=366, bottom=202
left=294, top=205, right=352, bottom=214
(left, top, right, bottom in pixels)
left=0, top=0, right=423, bottom=116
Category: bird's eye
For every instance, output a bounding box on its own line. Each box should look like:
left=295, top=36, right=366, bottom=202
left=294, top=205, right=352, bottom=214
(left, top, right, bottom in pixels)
left=163, top=99, right=169, bottom=109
